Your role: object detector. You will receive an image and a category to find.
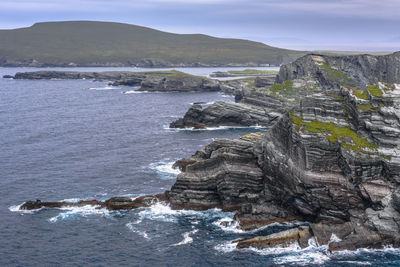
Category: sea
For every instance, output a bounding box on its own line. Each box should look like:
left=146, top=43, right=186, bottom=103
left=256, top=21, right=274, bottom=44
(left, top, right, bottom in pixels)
left=1, top=66, right=399, bottom=266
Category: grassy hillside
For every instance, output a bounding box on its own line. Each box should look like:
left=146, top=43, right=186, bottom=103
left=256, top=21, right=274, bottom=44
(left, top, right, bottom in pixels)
left=0, top=21, right=306, bottom=67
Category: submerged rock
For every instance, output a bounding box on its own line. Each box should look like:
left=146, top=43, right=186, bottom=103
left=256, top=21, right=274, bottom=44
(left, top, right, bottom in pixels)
left=20, top=194, right=167, bottom=211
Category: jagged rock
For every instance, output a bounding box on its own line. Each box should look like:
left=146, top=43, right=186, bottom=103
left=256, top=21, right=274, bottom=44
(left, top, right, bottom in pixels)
left=138, top=75, right=220, bottom=92
left=235, top=226, right=312, bottom=249
left=328, top=234, right=388, bottom=252
left=169, top=101, right=279, bottom=128
left=168, top=138, right=264, bottom=210
left=309, top=222, right=354, bottom=245
left=277, top=52, right=400, bottom=88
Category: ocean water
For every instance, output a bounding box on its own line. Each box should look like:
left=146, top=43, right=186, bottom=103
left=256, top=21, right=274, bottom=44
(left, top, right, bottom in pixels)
left=1, top=67, right=399, bottom=266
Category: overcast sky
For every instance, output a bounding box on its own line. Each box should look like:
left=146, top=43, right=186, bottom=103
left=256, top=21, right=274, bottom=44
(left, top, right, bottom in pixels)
left=0, top=0, right=399, bottom=51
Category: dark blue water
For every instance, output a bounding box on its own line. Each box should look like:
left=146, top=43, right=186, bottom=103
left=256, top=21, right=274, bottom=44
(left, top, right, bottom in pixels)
left=1, top=68, right=399, bottom=266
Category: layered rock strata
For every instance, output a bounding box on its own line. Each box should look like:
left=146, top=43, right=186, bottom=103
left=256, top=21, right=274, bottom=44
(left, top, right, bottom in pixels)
left=168, top=52, right=400, bottom=251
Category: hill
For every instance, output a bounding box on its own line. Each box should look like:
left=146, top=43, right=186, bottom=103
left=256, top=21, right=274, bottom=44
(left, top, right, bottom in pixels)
left=0, top=21, right=306, bottom=67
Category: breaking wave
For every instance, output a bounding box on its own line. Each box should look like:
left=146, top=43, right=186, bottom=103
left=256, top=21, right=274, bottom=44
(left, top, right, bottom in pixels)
left=164, top=125, right=268, bottom=131
left=47, top=205, right=110, bottom=223
left=88, top=86, right=121, bottom=90
left=149, top=161, right=181, bottom=179
left=172, top=228, right=199, bottom=246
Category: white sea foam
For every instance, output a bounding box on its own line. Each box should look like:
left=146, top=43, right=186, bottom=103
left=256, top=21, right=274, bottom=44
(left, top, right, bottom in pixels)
left=126, top=222, right=149, bottom=239
left=216, top=234, right=400, bottom=265
left=335, top=246, right=400, bottom=256
left=214, top=241, right=238, bottom=253
left=172, top=229, right=199, bottom=246
left=47, top=205, right=110, bottom=223
left=123, top=90, right=149, bottom=94
left=137, top=202, right=228, bottom=224
left=138, top=202, right=199, bottom=223
left=88, top=86, right=121, bottom=90
left=213, top=217, right=305, bottom=234
left=60, top=198, right=81, bottom=203
left=213, top=217, right=244, bottom=233
left=189, top=101, right=216, bottom=105
left=8, top=203, right=42, bottom=214
left=215, top=237, right=331, bottom=265
left=164, top=125, right=268, bottom=131
left=149, top=161, right=181, bottom=179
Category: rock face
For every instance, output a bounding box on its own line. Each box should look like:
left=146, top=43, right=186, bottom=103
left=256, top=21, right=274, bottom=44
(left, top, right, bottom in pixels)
left=277, top=52, right=400, bottom=88
left=6, top=70, right=221, bottom=93
left=169, top=77, right=296, bottom=129
left=169, top=101, right=280, bottom=128
left=168, top=52, right=400, bottom=251
left=134, top=74, right=220, bottom=92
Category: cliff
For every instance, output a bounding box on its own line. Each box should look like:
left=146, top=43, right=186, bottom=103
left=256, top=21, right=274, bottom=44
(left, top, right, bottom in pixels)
left=168, top=52, right=400, bottom=251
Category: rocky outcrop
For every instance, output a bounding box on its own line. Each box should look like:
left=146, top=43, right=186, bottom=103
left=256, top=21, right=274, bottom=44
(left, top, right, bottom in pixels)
left=277, top=52, right=400, bottom=89
left=169, top=102, right=280, bottom=128
left=168, top=53, right=400, bottom=251
left=5, top=70, right=221, bottom=92
left=236, top=225, right=312, bottom=249
left=20, top=194, right=167, bottom=211
left=9, top=70, right=143, bottom=81
left=133, top=74, right=220, bottom=92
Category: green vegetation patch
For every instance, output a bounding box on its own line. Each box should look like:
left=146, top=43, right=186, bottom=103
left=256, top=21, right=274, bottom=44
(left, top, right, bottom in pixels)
left=320, top=62, right=353, bottom=82
left=354, top=89, right=369, bottom=100
left=270, top=80, right=294, bottom=94
left=228, top=69, right=278, bottom=75
left=326, top=93, right=344, bottom=99
left=290, top=111, right=378, bottom=152
left=367, top=85, right=383, bottom=97
left=356, top=104, right=377, bottom=112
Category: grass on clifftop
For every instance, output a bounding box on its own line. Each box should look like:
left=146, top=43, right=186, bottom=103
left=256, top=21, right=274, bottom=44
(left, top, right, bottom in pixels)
left=357, top=104, right=377, bottom=112
left=270, top=80, right=294, bottom=94
left=290, top=111, right=378, bottom=153
left=319, top=62, right=354, bottom=85
left=354, top=89, right=369, bottom=100
left=367, top=85, right=383, bottom=97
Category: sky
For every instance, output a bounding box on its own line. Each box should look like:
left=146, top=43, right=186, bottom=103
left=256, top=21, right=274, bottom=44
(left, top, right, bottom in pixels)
left=0, top=0, right=399, bottom=51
